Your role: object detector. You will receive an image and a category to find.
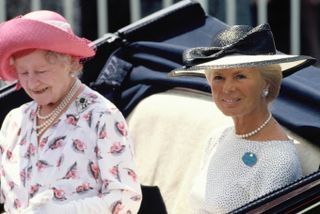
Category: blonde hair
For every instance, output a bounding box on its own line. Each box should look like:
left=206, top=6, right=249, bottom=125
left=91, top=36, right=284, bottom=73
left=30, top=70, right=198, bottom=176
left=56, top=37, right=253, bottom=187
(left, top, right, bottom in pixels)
left=260, top=64, right=282, bottom=102
left=204, top=70, right=214, bottom=84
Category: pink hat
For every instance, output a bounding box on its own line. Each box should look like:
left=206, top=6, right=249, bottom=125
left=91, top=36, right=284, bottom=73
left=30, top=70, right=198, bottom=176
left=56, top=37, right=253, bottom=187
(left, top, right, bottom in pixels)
left=0, top=10, right=96, bottom=81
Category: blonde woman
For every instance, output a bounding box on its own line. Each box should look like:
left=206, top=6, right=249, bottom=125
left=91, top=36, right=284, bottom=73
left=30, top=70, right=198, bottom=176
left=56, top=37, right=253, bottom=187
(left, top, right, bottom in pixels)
left=171, top=23, right=315, bottom=213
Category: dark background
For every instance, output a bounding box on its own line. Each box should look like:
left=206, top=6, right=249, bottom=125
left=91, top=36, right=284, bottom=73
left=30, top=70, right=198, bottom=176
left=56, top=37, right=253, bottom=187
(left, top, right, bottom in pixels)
left=3, top=0, right=320, bottom=65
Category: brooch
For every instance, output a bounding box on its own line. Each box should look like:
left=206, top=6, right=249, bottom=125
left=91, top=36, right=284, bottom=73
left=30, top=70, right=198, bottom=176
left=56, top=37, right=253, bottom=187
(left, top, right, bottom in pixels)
left=76, top=97, right=91, bottom=113
left=242, top=152, right=257, bottom=167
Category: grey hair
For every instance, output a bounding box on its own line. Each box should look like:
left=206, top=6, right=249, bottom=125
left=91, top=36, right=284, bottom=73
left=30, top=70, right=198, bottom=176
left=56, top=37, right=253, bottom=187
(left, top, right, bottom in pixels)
left=45, top=51, right=83, bottom=73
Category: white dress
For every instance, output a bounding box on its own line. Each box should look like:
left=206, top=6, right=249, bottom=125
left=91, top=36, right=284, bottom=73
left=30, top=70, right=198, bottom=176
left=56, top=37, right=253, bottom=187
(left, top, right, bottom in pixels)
left=191, top=127, right=302, bottom=214
left=0, top=85, right=142, bottom=214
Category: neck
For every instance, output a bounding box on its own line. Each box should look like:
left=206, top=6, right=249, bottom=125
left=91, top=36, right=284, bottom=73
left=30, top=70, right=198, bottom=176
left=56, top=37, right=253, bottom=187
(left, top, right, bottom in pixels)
left=36, top=79, right=82, bottom=137
left=40, top=79, right=77, bottom=113
left=234, top=111, right=272, bottom=139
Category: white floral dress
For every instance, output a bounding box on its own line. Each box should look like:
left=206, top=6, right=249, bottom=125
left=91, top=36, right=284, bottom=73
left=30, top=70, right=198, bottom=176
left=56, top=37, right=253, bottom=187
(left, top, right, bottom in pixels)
left=0, top=85, right=142, bottom=214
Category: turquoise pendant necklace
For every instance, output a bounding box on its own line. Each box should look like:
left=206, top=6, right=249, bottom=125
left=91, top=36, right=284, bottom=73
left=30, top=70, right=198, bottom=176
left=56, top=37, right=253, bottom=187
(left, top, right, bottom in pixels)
left=236, top=113, right=272, bottom=167
left=242, top=152, right=257, bottom=167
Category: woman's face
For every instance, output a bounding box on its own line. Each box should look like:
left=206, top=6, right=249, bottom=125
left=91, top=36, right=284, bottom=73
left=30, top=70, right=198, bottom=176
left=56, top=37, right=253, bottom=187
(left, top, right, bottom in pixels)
left=209, top=67, right=268, bottom=117
left=15, top=50, right=74, bottom=107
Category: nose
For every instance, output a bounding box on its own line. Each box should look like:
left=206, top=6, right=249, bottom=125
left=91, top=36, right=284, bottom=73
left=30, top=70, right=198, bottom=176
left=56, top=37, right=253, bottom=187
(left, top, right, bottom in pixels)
left=222, top=79, right=235, bottom=93
left=27, top=73, right=40, bottom=90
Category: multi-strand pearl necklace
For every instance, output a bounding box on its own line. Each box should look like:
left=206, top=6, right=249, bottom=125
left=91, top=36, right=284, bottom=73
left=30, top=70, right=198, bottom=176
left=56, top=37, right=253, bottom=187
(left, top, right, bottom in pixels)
left=36, top=79, right=81, bottom=136
left=235, top=113, right=272, bottom=139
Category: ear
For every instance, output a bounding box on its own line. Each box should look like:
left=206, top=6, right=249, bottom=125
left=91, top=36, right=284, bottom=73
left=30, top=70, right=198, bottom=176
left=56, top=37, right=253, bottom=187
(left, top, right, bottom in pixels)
left=263, top=79, right=269, bottom=90
left=261, top=80, right=270, bottom=98
left=70, top=57, right=83, bottom=72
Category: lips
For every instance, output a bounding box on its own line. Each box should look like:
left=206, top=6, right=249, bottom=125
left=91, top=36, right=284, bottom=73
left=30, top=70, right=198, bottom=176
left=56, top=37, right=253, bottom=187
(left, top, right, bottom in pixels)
left=222, top=97, right=241, bottom=104
left=32, top=87, right=48, bottom=94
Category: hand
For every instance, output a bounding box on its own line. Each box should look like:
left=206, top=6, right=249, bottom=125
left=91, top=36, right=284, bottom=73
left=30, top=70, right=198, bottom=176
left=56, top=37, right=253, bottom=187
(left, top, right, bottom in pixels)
left=21, top=190, right=53, bottom=214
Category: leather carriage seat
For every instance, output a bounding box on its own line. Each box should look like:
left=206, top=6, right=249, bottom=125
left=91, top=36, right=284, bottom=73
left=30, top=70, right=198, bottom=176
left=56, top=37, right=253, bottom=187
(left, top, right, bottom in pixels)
left=127, top=87, right=320, bottom=214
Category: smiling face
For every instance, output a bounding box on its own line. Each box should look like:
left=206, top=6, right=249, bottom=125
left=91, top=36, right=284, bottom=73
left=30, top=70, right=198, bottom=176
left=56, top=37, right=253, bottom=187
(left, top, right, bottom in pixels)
left=14, top=50, right=75, bottom=107
left=208, top=67, right=268, bottom=117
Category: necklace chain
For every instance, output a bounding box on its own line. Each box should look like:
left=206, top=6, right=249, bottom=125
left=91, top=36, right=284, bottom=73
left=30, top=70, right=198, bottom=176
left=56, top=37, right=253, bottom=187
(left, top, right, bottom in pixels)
left=36, top=79, right=81, bottom=136
left=235, top=113, right=272, bottom=139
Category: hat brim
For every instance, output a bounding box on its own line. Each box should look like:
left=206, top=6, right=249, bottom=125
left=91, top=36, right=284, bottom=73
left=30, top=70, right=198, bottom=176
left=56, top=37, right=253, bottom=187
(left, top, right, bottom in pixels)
left=0, top=18, right=96, bottom=81
left=169, top=54, right=316, bottom=78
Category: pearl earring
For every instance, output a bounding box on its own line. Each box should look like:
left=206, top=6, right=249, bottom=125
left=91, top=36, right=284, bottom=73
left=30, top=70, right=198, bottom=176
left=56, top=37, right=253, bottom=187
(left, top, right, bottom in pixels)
left=262, top=88, right=269, bottom=97
left=70, top=72, right=76, bottom=77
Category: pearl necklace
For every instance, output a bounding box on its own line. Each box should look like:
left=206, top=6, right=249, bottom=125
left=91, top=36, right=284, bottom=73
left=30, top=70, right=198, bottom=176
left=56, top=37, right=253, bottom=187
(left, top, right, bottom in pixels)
left=36, top=80, right=81, bottom=136
left=235, top=113, right=272, bottom=139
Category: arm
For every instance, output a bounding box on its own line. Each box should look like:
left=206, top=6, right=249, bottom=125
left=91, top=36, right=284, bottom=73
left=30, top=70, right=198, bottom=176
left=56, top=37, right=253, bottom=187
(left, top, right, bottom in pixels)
left=93, top=108, right=142, bottom=213
left=0, top=110, right=15, bottom=204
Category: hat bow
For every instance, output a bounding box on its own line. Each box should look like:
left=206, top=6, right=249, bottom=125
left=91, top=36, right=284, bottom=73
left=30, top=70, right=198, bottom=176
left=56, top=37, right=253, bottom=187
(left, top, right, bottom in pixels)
left=183, top=24, right=277, bottom=66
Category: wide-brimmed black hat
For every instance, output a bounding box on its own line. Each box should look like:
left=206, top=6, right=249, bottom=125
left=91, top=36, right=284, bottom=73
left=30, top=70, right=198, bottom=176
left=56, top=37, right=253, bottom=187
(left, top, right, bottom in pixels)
left=169, top=23, right=316, bottom=77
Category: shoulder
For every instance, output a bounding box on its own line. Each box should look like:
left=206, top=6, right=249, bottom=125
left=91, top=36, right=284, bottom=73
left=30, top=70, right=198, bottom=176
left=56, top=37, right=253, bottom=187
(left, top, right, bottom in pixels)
left=258, top=141, right=302, bottom=175
left=79, top=86, right=120, bottom=114
left=79, top=86, right=126, bottom=123
left=207, top=126, right=233, bottom=141
left=262, top=140, right=299, bottom=161
left=2, top=101, right=34, bottom=125
left=0, top=101, right=35, bottom=143
left=205, top=126, right=233, bottom=152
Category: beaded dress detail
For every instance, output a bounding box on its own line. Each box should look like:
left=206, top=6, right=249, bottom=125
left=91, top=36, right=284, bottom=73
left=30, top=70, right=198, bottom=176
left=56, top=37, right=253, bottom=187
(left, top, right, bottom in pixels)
left=191, top=127, right=302, bottom=213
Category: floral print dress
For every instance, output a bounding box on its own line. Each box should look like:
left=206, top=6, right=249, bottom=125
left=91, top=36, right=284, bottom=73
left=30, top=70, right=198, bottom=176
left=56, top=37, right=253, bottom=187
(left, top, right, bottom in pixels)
left=0, top=85, right=142, bottom=214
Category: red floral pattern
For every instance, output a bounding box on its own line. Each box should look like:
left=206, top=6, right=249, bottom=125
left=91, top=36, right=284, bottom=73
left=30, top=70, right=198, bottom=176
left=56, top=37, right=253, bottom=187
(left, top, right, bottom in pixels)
left=0, top=86, right=142, bottom=213
left=75, top=182, right=93, bottom=194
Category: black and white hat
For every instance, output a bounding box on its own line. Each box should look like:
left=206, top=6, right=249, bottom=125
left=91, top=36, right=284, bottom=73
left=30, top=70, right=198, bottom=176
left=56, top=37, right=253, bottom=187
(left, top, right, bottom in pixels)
left=170, top=24, right=316, bottom=77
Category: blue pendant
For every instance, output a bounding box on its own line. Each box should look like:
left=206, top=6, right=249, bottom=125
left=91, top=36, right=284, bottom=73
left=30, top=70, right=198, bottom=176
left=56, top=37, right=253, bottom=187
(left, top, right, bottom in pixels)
left=242, top=152, right=257, bottom=167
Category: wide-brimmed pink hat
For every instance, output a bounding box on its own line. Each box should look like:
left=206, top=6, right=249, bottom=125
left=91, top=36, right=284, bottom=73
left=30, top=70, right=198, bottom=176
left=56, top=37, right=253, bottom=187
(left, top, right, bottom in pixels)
left=0, top=10, right=96, bottom=81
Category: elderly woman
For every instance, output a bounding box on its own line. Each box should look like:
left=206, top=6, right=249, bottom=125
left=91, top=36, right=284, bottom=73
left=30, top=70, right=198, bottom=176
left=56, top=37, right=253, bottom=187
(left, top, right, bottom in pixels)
left=0, top=10, right=142, bottom=213
left=170, top=24, right=315, bottom=213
